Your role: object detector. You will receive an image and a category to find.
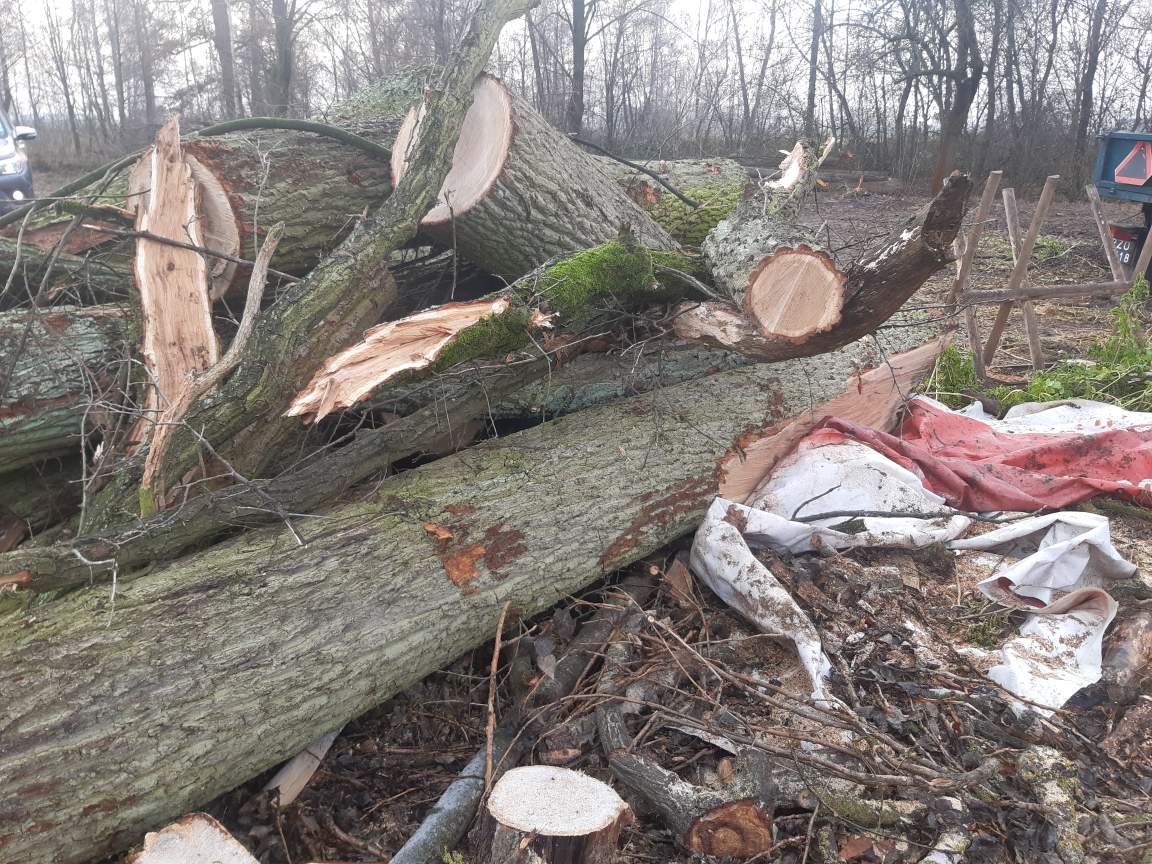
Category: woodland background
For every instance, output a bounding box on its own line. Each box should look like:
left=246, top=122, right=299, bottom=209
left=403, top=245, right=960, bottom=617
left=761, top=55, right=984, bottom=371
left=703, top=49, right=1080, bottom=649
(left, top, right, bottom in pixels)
left=1, top=0, right=1151, bottom=192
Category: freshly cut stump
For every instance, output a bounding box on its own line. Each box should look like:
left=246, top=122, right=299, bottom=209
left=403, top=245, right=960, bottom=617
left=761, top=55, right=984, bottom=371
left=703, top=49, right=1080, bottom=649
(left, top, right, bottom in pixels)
left=391, top=74, right=677, bottom=278
left=487, top=766, right=632, bottom=864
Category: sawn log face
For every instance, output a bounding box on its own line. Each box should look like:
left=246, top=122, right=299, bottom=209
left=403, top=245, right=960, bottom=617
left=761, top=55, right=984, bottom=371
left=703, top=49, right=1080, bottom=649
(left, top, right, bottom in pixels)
left=0, top=323, right=939, bottom=864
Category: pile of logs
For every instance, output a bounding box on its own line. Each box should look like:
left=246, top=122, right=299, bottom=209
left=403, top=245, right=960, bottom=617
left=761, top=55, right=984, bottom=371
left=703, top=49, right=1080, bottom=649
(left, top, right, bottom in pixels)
left=0, top=1, right=972, bottom=861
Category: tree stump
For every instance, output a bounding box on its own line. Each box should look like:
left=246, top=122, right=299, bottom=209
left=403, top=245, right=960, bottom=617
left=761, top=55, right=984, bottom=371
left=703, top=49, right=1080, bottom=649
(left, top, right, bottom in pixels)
left=487, top=766, right=632, bottom=864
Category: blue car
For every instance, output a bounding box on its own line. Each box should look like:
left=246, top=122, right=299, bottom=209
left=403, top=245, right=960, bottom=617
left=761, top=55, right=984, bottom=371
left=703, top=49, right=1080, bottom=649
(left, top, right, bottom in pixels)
left=0, top=107, right=37, bottom=213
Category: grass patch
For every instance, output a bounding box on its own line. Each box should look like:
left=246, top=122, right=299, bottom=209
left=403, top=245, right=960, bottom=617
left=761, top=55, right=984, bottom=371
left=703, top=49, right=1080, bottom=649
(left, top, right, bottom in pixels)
left=978, top=232, right=1070, bottom=265
left=922, top=278, right=1152, bottom=413
left=1032, top=234, right=1071, bottom=262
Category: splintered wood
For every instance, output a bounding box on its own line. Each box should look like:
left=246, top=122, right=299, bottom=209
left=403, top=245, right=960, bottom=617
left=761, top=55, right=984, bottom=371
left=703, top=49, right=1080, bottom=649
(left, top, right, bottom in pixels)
left=132, top=116, right=219, bottom=430
left=286, top=298, right=512, bottom=421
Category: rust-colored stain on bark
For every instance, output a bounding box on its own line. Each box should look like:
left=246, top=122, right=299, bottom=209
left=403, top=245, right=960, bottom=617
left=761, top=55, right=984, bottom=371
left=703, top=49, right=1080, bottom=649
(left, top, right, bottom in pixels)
left=481, top=524, right=527, bottom=572
left=443, top=543, right=486, bottom=587
left=599, top=472, right=716, bottom=570
left=422, top=522, right=454, bottom=541
left=444, top=503, right=477, bottom=516
left=430, top=518, right=528, bottom=589
left=81, top=795, right=141, bottom=818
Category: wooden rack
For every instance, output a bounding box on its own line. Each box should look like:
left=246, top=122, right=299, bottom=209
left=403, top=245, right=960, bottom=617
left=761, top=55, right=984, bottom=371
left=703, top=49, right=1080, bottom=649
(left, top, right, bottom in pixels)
left=951, top=172, right=1151, bottom=376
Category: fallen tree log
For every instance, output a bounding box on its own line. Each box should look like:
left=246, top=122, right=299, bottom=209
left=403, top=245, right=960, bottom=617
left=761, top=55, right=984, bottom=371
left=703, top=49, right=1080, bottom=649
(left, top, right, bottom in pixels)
left=0, top=304, right=128, bottom=472
left=591, top=156, right=750, bottom=245
left=1, top=170, right=965, bottom=482
left=0, top=247, right=474, bottom=474
left=3, top=124, right=396, bottom=303
left=0, top=236, right=130, bottom=308
left=391, top=74, right=678, bottom=279
left=0, top=328, right=943, bottom=864
left=675, top=171, right=971, bottom=361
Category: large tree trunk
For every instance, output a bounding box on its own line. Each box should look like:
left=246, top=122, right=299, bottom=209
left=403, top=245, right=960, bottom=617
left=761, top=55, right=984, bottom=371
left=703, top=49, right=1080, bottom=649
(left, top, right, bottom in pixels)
left=0, top=237, right=131, bottom=308
left=0, top=330, right=942, bottom=864
left=0, top=304, right=127, bottom=471
left=4, top=124, right=396, bottom=301
left=391, top=74, right=678, bottom=279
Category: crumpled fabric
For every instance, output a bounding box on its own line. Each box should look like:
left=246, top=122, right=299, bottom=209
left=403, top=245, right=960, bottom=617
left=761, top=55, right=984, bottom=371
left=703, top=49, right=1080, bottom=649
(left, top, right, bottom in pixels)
left=690, top=398, right=1141, bottom=715
left=815, top=396, right=1152, bottom=511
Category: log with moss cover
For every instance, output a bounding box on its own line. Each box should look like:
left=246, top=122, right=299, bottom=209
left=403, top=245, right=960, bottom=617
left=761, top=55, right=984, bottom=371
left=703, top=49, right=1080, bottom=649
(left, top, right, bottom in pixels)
left=286, top=232, right=689, bottom=419
left=592, top=156, right=750, bottom=246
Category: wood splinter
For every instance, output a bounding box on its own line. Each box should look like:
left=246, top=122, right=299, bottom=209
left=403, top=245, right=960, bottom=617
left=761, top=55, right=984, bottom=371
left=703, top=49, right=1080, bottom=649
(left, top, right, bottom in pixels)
left=487, top=765, right=633, bottom=864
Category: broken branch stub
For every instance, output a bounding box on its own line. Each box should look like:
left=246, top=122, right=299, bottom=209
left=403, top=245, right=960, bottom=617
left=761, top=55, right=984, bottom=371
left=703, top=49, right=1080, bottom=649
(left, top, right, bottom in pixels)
left=287, top=298, right=511, bottom=422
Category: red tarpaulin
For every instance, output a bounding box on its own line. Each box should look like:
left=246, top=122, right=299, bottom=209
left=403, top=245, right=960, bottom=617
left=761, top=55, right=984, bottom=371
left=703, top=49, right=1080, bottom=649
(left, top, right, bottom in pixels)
left=815, top=399, right=1152, bottom=511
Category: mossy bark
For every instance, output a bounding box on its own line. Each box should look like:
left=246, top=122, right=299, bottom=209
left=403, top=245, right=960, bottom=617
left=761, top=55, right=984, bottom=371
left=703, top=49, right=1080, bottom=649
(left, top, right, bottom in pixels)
left=423, top=237, right=679, bottom=371
left=0, top=326, right=939, bottom=864
left=592, top=156, right=749, bottom=246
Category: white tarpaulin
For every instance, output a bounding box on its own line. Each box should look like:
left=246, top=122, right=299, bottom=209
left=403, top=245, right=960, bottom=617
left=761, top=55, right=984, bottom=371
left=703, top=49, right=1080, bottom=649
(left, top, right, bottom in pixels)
left=690, top=400, right=1138, bottom=714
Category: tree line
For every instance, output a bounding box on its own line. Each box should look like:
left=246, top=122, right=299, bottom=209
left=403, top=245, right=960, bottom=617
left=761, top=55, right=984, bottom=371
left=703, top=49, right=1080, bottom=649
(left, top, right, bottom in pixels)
left=1, top=0, right=1150, bottom=188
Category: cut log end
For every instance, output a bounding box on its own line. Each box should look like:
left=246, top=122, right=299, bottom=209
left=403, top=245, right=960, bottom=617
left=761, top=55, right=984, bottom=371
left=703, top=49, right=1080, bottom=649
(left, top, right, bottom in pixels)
left=487, top=766, right=631, bottom=838
left=685, top=799, right=773, bottom=858
left=126, top=813, right=257, bottom=864
left=391, top=74, right=514, bottom=226
left=745, top=247, right=846, bottom=341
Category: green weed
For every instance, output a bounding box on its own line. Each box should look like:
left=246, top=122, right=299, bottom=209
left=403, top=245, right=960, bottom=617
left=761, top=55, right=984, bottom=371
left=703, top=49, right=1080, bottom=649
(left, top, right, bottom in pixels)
left=1032, top=234, right=1071, bottom=263
left=921, top=278, right=1152, bottom=412
left=923, top=345, right=981, bottom=409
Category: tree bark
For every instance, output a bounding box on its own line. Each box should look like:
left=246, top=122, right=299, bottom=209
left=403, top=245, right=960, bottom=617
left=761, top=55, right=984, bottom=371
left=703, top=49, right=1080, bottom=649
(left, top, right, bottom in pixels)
left=0, top=329, right=942, bottom=864
left=391, top=75, right=678, bottom=279
left=0, top=237, right=131, bottom=309
left=0, top=304, right=128, bottom=472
